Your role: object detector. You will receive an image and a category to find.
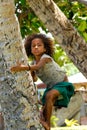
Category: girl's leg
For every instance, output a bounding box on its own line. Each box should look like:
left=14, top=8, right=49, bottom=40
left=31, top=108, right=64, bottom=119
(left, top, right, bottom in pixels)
left=40, top=89, right=60, bottom=130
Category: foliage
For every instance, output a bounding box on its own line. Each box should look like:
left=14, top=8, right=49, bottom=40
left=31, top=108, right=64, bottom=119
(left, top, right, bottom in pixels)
left=15, top=0, right=87, bottom=41
left=14, top=0, right=87, bottom=75
left=54, top=0, right=87, bottom=42
left=65, top=118, right=79, bottom=126
left=50, top=115, right=79, bottom=128
left=51, top=115, right=59, bottom=127
left=53, top=44, right=79, bottom=76
left=15, top=0, right=47, bottom=38
left=53, top=44, right=71, bottom=66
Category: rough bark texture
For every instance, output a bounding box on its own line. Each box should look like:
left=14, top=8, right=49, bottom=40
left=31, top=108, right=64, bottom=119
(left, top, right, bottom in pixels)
left=0, top=1, right=42, bottom=130
left=28, top=0, right=87, bottom=79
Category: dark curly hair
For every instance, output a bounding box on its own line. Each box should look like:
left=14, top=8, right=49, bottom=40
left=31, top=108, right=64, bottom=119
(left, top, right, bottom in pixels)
left=24, top=33, right=54, bottom=58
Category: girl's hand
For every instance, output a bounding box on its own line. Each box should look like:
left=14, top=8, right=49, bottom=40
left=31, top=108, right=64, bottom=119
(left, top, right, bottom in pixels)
left=10, top=65, right=23, bottom=72
left=10, top=61, right=29, bottom=72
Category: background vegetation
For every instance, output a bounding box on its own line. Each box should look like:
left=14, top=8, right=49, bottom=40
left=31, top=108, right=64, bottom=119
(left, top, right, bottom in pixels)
left=15, top=0, right=87, bottom=76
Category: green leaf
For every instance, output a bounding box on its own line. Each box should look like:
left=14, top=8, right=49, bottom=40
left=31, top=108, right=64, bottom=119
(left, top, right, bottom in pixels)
left=78, top=21, right=87, bottom=32
left=83, top=32, right=87, bottom=42
left=20, top=0, right=26, bottom=5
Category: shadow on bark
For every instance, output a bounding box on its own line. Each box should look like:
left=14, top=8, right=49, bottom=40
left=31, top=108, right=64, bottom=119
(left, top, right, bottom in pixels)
left=30, top=126, right=37, bottom=130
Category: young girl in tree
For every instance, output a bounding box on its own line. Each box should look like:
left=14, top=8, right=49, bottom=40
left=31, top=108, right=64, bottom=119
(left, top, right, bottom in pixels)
left=11, top=33, right=74, bottom=130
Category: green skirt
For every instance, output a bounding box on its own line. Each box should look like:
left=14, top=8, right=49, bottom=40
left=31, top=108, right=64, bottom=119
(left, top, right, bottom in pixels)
left=41, top=82, right=75, bottom=107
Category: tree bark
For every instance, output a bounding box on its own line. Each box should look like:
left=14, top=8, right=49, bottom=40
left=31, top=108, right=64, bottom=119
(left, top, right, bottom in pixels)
left=28, top=0, right=87, bottom=79
left=0, top=0, right=41, bottom=130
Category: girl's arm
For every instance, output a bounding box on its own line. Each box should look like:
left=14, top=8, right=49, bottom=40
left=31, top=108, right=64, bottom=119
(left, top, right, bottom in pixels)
left=30, top=57, right=51, bottom=71
left=10, top=64, right=30, bottom=72
left=10, top=57, right=51, bottom=72
left=11, top=63, right=38, bottom=82
left=30, top=71, right=38, bottom=82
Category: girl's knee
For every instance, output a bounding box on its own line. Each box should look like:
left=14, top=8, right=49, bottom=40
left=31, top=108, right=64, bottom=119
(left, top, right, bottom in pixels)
left=45, top=92, right=55, bottom=101
left=45, top=90, right=60, bottom=101
left=45, top=91, right=52, bottom=100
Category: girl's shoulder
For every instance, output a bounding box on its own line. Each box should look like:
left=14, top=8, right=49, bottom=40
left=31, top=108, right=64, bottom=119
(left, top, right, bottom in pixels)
left=41, top=54, right=52, bottom=60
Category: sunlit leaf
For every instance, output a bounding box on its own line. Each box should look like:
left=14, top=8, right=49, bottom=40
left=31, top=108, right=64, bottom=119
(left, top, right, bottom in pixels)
left=78, top=21, right=87, bottom=31
left=83, top=32, right=87, bottom=42
left=20, top=0, right=26, bottom=5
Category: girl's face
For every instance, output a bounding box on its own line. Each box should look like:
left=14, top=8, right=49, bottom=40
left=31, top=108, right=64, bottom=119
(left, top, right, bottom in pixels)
left=31, top=38, right=46, bottom=57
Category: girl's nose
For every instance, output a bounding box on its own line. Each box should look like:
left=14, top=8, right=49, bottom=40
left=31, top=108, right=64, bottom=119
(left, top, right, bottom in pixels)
left=35, top=45, right=38, bottom=48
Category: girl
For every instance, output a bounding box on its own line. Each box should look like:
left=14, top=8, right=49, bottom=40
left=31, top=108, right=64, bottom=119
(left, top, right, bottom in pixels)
left=11, top=33, right=74, bottom=130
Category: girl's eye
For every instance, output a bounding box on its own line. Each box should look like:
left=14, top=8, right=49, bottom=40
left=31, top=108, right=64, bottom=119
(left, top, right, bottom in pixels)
left=32, top=44, right=42, bottom=48
left=38, top=44, right=42, bottom=46
left=32, top=45, right=36, bottom=48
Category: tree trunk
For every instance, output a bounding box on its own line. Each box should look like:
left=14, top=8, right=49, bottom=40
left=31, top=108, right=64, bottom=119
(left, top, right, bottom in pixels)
left=28, top=0, right=87, bottom=79
left=0, top=1, right=42, bottom=130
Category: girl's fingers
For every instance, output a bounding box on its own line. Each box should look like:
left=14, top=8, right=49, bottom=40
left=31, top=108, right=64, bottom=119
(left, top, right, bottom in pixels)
left=10, top=67, right=15, bottom=72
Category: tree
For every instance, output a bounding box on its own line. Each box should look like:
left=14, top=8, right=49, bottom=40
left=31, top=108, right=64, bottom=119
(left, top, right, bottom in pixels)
left=0, top=0, right=87, bottom=129
left=0, top=0, right=42, bottom=129
left=27, top=0, right=87, bottom=79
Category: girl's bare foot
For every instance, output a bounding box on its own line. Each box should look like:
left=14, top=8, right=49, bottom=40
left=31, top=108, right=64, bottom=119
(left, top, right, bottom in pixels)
left=40, top=119, right=50, bottom=130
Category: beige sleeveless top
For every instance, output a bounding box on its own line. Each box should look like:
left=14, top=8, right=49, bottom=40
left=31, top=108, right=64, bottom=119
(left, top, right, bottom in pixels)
left=35, top=54, right=66, bottom=88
